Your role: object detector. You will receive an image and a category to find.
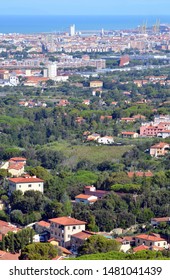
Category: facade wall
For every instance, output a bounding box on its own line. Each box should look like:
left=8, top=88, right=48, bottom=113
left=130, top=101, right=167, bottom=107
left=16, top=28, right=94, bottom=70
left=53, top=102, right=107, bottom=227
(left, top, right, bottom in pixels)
left=135, top=238, right=167, bottom=248
left=9, top=182, right=44, bottom=193
left=8, top=167, right=24, bottom=177
left=50, top=222, right=85, bottom=247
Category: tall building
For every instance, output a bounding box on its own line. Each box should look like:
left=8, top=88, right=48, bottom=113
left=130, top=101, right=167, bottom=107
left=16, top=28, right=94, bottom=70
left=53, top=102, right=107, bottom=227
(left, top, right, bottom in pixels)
left=70, top=24, right=76, bottom=36
left=44, top=63, right=57, bottom=78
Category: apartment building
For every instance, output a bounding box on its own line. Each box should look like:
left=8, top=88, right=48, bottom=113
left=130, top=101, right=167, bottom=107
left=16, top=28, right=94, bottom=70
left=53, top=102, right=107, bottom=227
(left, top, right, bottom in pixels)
left=49, top=216, right=86, bottom=248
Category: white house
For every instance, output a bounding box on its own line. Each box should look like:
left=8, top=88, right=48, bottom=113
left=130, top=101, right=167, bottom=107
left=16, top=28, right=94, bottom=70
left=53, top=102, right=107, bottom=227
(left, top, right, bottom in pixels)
left=157, top=130, right=170, bottom=139
left=49, top=216, right=86, bottom=248
left=97, top=136, right=114, bottom=144
left=8, top=177, right=44, bottom=194
left=75, top=194, right=98, bottom=204
left=135, top=234, right=168, bottom=248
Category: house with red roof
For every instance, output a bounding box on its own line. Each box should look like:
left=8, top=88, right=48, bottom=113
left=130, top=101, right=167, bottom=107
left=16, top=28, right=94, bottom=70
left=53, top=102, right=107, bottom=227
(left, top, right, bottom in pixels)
left=84, top=185, right=109, bottom=199
left=127, top=171, right=153, bottom=178
left=115, top=236, right=135, bottom=252
left=151, top=217, right=170, bottom=226
left=49, top=216, right=87, bottom=248
left=0, top=157, right=26, bottom=177
left=134, top=234, right=168, bottom=248
left=121, top=131, right=139, bottom=138
left=8, top=176, right=44, bottom=194
left=150, top=142, right=170, bottom=157
left=71, top=230, right=96, bottom=252
left=35, top=220, right=51, bottom=234
left=0, top=220, right=20, bottom=241
left=75, top=194, right=98, bottom=205
left=0, top=250, right=19, bottom=260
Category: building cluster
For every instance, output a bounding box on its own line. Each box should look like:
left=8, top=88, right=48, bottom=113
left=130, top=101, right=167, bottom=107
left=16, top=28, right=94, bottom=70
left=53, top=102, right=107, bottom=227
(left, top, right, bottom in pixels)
left=140, top=115, right=170, bottom=138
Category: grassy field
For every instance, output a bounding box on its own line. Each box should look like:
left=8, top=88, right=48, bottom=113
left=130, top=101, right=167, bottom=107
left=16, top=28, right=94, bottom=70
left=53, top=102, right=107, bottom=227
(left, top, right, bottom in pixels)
left=44, top=141, right=133, bottom=164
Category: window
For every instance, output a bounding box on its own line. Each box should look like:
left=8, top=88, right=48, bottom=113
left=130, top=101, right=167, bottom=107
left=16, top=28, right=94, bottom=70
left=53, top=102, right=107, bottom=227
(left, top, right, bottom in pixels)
left=150, top=242, right=152, bottom=246
left=73, top=226, right=76, bottom=230
left=39, top=184, right=41, bottom=187
left=19, top=185, right=21, bottom=188
left=68, top=235, right=70, bottom=238
left=158, top=243, right=160, bottom=246
left=68, top=226, right=70, bottom=230
left=28, top=184, right=32, bottom=187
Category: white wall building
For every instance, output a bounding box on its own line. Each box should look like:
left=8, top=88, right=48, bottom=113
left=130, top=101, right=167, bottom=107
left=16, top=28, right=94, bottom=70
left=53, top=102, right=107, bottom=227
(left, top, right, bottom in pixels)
left=70, top=24, right=76, bottom=36
left=8, top=177, right=44, bottom=194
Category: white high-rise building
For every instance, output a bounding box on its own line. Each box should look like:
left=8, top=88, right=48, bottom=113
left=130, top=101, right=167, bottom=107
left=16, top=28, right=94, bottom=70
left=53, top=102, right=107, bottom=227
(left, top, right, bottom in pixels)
left=70, top=24, right=76, bottom=36
left=47, top=63, right=57, bottom=78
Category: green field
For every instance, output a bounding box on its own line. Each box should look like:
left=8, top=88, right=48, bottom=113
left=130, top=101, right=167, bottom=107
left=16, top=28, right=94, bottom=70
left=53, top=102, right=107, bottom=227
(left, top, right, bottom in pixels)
left=44, top=141, right=133, bottom=164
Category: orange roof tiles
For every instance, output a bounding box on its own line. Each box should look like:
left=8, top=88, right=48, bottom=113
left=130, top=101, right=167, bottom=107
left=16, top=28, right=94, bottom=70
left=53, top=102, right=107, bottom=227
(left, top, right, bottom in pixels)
left=10, top=157, right=26, bottom=161
left=75, top=194, right=93, bottom=200
left=0, top=250, right=19, bottom=260
left=151, top=142, right=170, bottom=149
left=152, top=217, right=170, bottom=222
left=72, top=230, right=95, bottom=240
left=128, top=171, right=153, bottom=178
left=133, top=245, right=149, bottom=252
left=135, top=234, right=166, bottom=242
left=37, top=220, right=50, bottom=227
left=49, top=217, right=86, bottom=226
left=122, top=131, right=136, bottom=135
left=8, top=177, right=44, bottom=183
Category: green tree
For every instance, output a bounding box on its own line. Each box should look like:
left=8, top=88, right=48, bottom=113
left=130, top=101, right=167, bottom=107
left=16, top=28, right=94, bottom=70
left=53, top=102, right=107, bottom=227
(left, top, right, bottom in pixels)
left=78, top=235, right=120, bottom=255
left=19, top=243, right=58, bottom=260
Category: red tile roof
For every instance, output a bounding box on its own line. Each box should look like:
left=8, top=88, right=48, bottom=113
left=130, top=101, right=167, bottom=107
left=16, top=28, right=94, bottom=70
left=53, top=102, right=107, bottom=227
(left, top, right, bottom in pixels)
left=128, top=171, right=153, bottom=178
left=151, top=217, right=170, bottom=223
left=37, top=220, right=50, bottom=227
left=75, top=194, right=93, bottom=200
left=58, top=246, right=72, bottom=255
left=135, top=234, right=166, bottom=242
left=8, top=177, right=44, bottom=183
left=133, top=245, right=149, bottom=252
left=10, top=157, right=26, bottom=161
left=151, top=142, right=170, bottom=149
left=49, top=217, right=86, bottom=226
left=122, top=131, right=136, bottom=135
left=8, top=162, right=24, bottom=170
left=0, top=250, right=19, bottom=260
left=71, top=230, right=95, bottom=240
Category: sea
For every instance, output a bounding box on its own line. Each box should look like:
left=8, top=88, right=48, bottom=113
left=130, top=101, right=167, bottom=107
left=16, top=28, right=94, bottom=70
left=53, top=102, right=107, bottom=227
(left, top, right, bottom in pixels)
left=0, top=15, right=170, bottom=34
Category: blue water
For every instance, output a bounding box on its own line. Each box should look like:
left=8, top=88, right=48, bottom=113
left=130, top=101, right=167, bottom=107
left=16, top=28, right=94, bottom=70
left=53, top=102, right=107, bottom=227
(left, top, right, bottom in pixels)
left=0, top=15, right=169, bottom=34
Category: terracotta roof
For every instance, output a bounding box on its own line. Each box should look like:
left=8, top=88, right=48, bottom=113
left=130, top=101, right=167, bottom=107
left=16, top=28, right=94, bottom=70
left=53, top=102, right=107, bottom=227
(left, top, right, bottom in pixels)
left=10, top=157, right=26, bottom=161
left=151, top=217, right=170, bottom=223
left=135, top=234, right=166, bottom=242
left=49, top=217, right=86, bottom=226
left=128, top=171, right=153, bottom=178
left=58, top=246, right=72, bottom=255
left=151, top=142, right=170, bottom=149
left=37, top=220, right=50, bottom=227
left=0, top=250, right=19, bottom=260
left=8, top=177, right=44, bottom=183
left=116, top=236, right=135, bottom=243
left=71, top=230, right=95, bottom=240
left=133, top=245, right=149, bottom=252
left=75, top=194, right=93, bottom=200
left=8, top=162, right=24, bottom=170
left=122, top=131, right=136, bottom=135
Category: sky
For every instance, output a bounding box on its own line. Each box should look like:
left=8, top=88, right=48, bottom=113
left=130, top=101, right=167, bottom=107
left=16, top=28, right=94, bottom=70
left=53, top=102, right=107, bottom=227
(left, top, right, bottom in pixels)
left=1, top=0, right=170, bottom=15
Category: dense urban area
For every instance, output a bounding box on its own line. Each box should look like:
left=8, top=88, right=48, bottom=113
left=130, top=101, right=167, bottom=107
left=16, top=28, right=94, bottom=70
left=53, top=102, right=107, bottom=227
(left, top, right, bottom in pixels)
left=0, top=23, right=170, bottom=260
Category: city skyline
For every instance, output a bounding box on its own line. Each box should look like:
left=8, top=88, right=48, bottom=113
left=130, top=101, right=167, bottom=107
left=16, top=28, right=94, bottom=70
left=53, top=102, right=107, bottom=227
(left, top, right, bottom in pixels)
left=1, top=0, right=170, bottom=16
